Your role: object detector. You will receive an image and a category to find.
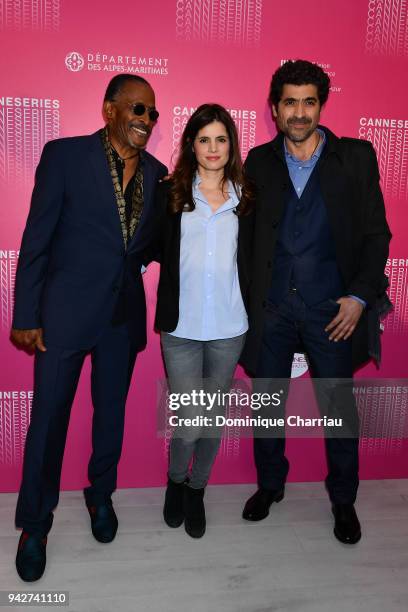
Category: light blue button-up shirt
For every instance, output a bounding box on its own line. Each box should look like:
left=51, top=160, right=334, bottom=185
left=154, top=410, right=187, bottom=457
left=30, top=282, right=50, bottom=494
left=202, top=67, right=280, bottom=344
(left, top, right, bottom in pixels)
left=284, top=128, right=326, bottom=198
left=170, top=174, right=248, bottom=341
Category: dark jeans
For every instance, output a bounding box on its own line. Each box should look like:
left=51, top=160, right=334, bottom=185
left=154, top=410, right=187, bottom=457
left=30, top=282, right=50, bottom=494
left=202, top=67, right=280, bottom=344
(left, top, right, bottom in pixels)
left=255, top=290, right=359, bottom=504
left=15, top=323, right=138, bottom=537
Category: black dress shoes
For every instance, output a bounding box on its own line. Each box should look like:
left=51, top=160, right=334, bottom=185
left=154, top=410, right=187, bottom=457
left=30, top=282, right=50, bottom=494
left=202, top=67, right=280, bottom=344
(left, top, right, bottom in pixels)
left=87, top=501, right=118, bottom=543
left=16, top=532, right=47, bottom=582
left=242, top=488, right=285, bottom=521
left=332, top=504, right=361, bottom=544
left=163, top=478, right=185, bottom=528
left=184, top=485, right=206, bottom=538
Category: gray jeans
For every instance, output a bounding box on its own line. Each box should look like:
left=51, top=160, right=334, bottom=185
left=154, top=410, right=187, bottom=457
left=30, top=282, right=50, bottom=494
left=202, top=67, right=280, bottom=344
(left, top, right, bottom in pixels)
left=161, top=332, right=246, bottom=489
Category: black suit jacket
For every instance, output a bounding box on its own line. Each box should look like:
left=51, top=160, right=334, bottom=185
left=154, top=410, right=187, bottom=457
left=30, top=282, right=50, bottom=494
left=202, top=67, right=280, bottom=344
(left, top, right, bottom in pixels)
left=240, top=125, right=391, bottom=373
left=152, top=180, right=253, bottom=332
left=13, top=131, right=167, bottom=350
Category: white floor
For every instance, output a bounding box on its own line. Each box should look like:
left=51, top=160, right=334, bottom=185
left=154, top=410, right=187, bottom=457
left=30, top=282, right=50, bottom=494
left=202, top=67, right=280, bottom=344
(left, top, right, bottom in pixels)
left=1, top=480, right=408, bottom=612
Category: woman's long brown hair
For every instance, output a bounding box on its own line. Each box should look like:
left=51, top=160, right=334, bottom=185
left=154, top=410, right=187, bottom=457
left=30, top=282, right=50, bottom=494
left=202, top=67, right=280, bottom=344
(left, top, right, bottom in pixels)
left=169, top=103, right=254, bottom=216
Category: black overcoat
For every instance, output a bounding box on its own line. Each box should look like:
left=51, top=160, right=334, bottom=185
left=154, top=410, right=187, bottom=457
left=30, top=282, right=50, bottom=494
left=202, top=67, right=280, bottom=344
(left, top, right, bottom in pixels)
left=240, top=126, right=391, bottom=373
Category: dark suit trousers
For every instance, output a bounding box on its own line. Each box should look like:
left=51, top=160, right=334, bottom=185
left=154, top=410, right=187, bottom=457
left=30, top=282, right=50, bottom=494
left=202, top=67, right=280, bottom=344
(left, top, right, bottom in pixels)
left=255, top=290, right=359, bottom=504
left=15, top=323, right=138, bottom=537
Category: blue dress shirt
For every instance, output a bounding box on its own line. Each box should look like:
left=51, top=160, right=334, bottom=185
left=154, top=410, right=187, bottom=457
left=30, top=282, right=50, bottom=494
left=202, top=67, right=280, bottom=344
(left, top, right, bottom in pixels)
left=284, top=130, right=366, bottom=308
left=170, top=174, right=248, bottom=341
left=284, top=128, right=325, bottom=197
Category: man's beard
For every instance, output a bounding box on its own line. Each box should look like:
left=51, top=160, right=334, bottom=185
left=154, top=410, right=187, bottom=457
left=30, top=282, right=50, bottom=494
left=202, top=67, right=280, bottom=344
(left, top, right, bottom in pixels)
left=284, top=119, right=315, bottom=143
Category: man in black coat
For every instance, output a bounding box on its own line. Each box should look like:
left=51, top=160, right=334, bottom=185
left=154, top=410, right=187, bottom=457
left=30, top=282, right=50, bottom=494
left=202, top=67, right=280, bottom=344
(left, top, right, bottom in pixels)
left=240, top=60, right=391, bottom=543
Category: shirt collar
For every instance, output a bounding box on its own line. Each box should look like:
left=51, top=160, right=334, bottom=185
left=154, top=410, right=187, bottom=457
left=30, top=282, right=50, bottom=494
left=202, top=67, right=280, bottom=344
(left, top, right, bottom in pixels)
left=193, top=173, right=240, bottom=207
left=284, top=128, right=326, bottom=164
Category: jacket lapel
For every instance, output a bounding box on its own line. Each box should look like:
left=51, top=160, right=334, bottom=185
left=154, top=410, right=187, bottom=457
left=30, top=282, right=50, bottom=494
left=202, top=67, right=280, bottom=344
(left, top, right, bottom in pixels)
left=261, top=135, right=291, bottom=225
left=88, top=131, right=125, bottom=250
left=127, top=153, right=155, bottom=249
left=318, top=126, right=354, bottom=278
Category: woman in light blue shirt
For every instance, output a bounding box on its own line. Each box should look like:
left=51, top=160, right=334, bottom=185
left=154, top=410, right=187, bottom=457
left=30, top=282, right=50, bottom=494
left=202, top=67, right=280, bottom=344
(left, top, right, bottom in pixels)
left=154, top=104, right=254, bottom=538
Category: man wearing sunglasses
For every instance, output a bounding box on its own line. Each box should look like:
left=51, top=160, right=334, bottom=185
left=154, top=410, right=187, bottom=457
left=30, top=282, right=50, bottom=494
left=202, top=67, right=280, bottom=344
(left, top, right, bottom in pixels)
left=11, top=74, right=167, bottom=581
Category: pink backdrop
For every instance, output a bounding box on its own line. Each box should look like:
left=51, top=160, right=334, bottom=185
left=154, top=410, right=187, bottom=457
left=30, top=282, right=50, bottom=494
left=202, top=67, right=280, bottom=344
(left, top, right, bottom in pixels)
left=1, top=0, right=407, bottom=493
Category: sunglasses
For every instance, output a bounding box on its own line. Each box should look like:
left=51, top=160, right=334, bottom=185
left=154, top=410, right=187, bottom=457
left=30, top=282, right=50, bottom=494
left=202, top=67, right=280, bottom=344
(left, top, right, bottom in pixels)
left=127, top=103, right=159, bottom=122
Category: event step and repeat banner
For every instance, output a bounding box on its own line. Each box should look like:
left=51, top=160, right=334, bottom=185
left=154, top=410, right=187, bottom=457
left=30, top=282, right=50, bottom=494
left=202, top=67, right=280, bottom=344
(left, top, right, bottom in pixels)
left=0, top=0, right=407, bottom=491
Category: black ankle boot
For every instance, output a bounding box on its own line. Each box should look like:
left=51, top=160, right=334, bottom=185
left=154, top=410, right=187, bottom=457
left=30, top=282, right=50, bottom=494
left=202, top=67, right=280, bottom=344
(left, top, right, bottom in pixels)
left=184, top=485, right=205, bottom=538
left=163, top=478, right=185, bottom=528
